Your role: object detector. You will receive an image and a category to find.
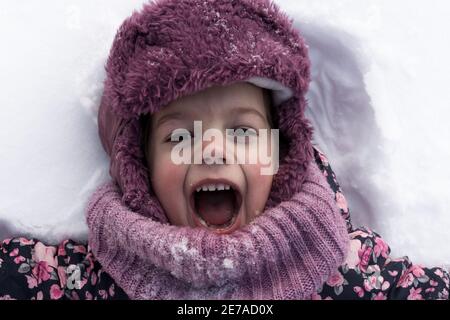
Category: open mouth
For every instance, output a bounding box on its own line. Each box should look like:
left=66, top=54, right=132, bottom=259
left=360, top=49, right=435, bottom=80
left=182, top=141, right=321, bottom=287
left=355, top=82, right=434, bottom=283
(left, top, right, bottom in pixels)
left=189, top=180, right=243, bottom=233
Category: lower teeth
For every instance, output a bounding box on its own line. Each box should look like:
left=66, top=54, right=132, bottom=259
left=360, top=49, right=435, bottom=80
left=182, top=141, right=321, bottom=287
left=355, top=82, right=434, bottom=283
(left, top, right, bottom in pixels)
left=198, top=213, right=237, bottom=229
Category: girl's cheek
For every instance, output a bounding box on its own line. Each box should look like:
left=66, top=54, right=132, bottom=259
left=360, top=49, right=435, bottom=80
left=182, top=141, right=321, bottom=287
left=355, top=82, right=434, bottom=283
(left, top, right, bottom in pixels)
left=242, top=159, right=274, bottom=192
left=153, top=153, right=183, bottom=180
left=244, top=163, right=274, bottom=186
left=150, top=148, right=184, bottom=188
left=150, top=154, right=189, bottom=225
left=243, top=164, right=273, bottom=221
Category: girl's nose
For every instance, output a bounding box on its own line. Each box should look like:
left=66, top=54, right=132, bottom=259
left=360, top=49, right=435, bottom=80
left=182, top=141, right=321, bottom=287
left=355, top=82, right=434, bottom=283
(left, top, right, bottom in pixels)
left=200, top=133, right=228, bottom=165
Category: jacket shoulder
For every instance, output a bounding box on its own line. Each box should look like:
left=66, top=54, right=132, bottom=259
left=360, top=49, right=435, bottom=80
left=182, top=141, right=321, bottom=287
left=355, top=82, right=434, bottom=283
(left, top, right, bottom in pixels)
left=0, top=237, right=128, bottom=300
left=315, top=228, right=450, bottom=300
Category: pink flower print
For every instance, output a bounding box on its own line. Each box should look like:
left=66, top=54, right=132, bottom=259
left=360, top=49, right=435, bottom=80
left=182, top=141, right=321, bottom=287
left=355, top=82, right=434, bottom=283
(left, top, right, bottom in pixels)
left=353, top=286, right=365, bottom=298
left=358, top=244, right=372, bottom=272
left=78, top=278, right=88, bottom=290
left=318, top=152, right=329, bottom=166
left=335, top=192, right=349, bottom=213
left=9, top=248, right=19, bottom=257
left=36, top=291, right=43, bottom=300
left=366, top=264, right=381, bottom=274
left=109, top=284, right=115, bottom=297
left=90, top=272, right=97, bottom=286
left=388, top=270, right=398, bottom=277
left=443, top=276, right=449, bottom=286
left=381, top=281, right=390, bottom=291
left=25, top=275, right=38, bottom=289
left=98, top=289, right=108, bottom=300
left=311, top=293, right=322, bottom=300
left=73, top=245, right=87, bottom=254
left=397, top=272, right=414, bottom=288
left=373, top=237, right=389, bottom=259
left=326, top=272, right=345, bottom=287
left=363, top=275, right=379, bottom=292
left=19, top=238, right=35, bottom=246
left=430, top=280, right=439, bottom=287
left=57, top=244, right=66, bottom=257
left=57, top=266, right=67, bottom=289
left=32, top=261, right=52, bottom=284
left=33, top=242, right=57, bottom=269
left=434, top=269, right=444, bottom=278
left=71, top=291, right=80, bottom=300
left=373, top=292, right=387, bottom=300
left=344, top=239, right=362, bottom=269
left=410, top=265, right=425, bottom=278
left=14, top=255, right=26, bottom=264
left=349, top=230, right=369, bottom=239
left=50, top=284, right=64, bottom=300
left=363, top=279, right=372, bottom=292
left=85, top=254, right=95, bottom=274
left=407, top=287, right=423, bottom=300
left=425, top=288, right=435, bottom=294
left=85, top=291, right=93, bottom=300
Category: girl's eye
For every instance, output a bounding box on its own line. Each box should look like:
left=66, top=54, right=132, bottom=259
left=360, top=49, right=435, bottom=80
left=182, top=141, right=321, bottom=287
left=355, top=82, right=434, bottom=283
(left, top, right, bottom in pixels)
left=165, top=130, right=192, bottom=143
left=231, top=127, right=258, bottom=137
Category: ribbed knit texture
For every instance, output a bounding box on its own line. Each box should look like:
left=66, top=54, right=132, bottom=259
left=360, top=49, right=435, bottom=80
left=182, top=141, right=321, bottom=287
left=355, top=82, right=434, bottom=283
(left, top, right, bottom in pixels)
left=86, top=160, right=349, bottom=300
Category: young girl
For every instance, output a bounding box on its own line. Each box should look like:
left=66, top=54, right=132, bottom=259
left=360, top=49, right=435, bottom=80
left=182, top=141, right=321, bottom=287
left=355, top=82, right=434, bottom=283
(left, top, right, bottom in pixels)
left=0, top=0, right=448, bottom=300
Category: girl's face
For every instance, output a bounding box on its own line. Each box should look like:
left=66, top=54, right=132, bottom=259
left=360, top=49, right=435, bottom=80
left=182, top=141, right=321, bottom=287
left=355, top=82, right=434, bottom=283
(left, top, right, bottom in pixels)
left=145, top=82, right=274, bottom=234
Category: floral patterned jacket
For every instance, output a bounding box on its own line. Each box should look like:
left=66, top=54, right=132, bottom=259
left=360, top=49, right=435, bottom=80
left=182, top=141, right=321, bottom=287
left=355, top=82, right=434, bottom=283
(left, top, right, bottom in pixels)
left=1, top=147, right=449, bottom=300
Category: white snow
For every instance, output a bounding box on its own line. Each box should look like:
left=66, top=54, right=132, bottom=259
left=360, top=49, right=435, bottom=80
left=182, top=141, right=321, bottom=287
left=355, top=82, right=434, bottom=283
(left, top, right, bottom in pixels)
left=223, top=258, right=234, bottom=269
left=0, top=0, right=449, bottom=268
left=0, top=0, right=145, bottom=243
left=278, top=0, right=450, bottom=267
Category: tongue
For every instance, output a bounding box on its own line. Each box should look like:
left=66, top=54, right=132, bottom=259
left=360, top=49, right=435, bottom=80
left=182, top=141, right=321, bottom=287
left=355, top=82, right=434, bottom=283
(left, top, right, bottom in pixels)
left=196, top=190, right=235, bottom=226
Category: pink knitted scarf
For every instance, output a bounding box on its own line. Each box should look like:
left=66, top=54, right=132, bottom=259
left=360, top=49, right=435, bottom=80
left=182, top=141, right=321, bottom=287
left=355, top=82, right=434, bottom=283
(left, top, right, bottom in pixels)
left=86, top=160, right=349, bottom=300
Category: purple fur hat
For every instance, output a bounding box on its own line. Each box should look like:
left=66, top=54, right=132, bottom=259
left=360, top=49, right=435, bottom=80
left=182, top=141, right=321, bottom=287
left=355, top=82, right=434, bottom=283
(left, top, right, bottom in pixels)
left=98, top=0, right=314, bottom=222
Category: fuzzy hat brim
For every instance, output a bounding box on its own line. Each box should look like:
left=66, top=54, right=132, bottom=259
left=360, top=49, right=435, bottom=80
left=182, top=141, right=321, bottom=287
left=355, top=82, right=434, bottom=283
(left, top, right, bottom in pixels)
left=98, top=0, right=314, bottom=221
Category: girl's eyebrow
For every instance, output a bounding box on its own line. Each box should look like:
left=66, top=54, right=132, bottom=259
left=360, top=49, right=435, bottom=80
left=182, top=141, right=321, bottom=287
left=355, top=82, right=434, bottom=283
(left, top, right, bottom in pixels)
left=156, top=111, right=186, bottom=128
left=156, top=106, right=266, bottom=128
left=232, top=106, right=267, bottom=123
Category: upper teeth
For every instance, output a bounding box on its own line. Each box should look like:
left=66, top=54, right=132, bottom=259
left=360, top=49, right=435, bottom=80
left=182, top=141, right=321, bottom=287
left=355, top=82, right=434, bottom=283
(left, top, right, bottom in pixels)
left=196, top=183, right=231, bottom=192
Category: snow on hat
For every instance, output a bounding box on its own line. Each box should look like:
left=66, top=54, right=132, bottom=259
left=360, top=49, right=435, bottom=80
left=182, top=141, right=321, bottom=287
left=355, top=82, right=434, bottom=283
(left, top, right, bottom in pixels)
left=97, top=0, right=314, bottom=222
